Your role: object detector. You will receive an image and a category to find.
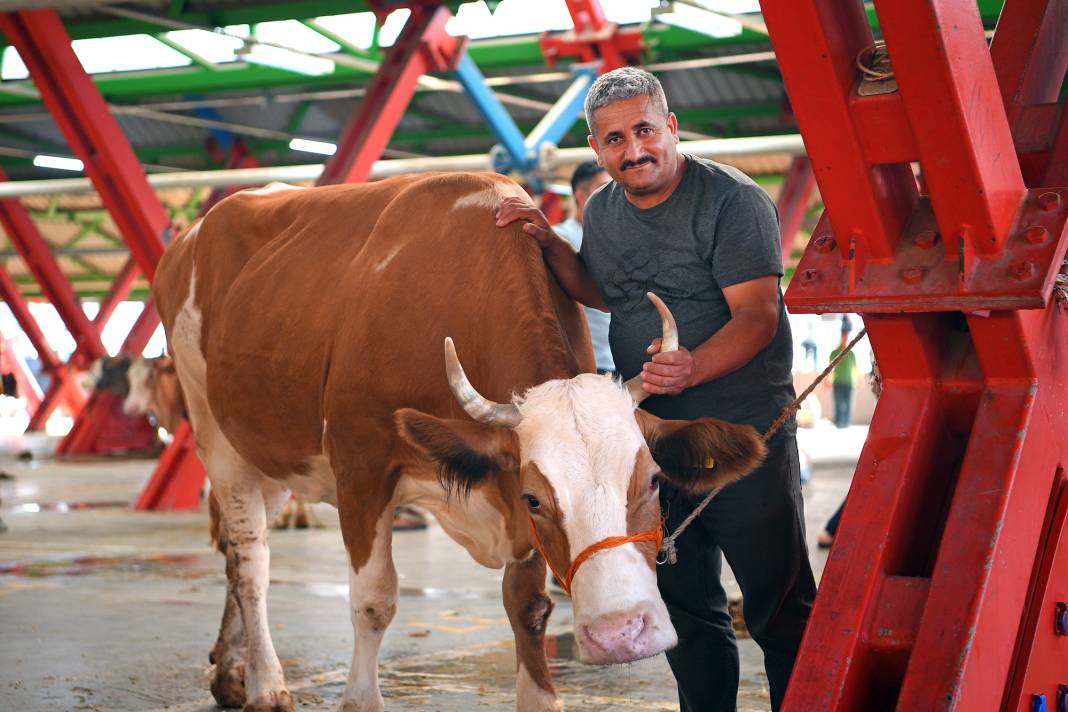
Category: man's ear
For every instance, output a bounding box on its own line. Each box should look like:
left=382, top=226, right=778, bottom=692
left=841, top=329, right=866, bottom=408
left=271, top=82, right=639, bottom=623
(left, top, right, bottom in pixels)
left=395, top=408, right=519, bottom=498
left=635, top=410, right=766, bottom=494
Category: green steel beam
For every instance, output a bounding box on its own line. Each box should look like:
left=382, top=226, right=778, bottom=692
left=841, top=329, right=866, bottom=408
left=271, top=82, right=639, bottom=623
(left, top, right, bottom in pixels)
left=0, top=24, right=778, bottom=107
left=154, top=33, right=220, bottom=71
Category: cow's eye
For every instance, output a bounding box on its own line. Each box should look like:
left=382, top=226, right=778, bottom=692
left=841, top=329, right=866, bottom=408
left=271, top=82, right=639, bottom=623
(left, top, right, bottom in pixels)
left=523, top=493, right=541, bottom=511
left=649, top=473, right=660, bottom=493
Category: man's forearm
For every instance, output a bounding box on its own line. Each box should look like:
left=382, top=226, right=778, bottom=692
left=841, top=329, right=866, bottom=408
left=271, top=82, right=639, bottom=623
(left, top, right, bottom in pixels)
left=689, top=307, right=778, bottom=386
left=543, top=236, right=609, bottom=311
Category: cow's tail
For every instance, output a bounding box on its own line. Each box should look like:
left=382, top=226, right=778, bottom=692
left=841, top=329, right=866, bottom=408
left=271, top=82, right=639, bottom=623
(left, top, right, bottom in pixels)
left=208, top=488, right=226, bottom=555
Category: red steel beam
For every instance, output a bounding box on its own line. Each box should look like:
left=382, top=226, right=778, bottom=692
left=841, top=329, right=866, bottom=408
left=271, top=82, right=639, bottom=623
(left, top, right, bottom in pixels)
left=0, top=265, right=86, bottom=428
left=777, top=156, right=816, bottom=265
left=759, top=3, right=917, bottom=262
left=318, top=4, right=463, bottom=186
left=93, top=257, right=140, bottom=332
left=0, top=168, right=105, bottom=367
left=121, top=298, right=160, bottom=356
left=876, top=0, right=1025, bottom=255
left=542, top=0, right=644, bottom=70
left=991, top=0, right=1068, bottom=127
left=0, top=265, right=60, bottom=373
left=0, top=329, right=42, bottom=413
left=762, top=0, right=1068, bottom=709
left=0, top=10, right=170, bottom=281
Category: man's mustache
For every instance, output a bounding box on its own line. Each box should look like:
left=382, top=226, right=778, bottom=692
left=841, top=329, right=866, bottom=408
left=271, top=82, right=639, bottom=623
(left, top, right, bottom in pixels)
left=621, top=156, right=656, bottom=170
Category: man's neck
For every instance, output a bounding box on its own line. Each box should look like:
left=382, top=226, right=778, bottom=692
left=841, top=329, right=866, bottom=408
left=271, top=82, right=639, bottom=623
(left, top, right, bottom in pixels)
left=624, top=153, right=687, bottom=210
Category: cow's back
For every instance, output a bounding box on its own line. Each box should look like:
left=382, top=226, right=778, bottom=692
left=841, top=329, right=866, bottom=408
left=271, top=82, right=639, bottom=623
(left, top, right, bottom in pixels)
left=169, top=173, right=592, bottom=483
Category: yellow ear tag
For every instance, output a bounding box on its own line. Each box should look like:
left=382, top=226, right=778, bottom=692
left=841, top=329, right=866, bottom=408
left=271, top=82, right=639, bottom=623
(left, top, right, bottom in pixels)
left=705, top=457, right=716, bottom=470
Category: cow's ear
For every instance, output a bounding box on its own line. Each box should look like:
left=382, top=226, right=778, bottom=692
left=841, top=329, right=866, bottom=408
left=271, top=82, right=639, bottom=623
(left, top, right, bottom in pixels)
left=395, top=408, right=519, bottom=497
left=635, top=410, right=766, bottom=494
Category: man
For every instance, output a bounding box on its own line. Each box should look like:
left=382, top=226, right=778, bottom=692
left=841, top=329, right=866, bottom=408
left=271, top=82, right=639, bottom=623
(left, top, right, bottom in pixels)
left=496, top=67, right=814, bottom=712
left=553, top=160, right=615, bottom=376
left=829, top=316, right=858, bottom=428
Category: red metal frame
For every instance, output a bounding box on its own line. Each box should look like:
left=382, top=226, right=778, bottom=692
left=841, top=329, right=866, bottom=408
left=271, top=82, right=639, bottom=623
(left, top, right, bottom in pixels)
left=0, top=328, right=42, bottom=412
left=0, top=10, right=170, bottom=281
left=0, top=263, right=85, bottom=428
left=318, top=3, right=463, bottom=185
left=0, top=167, right=106, bottom=368
left=777, top=156, right=816, bottom=264
left=93, top=258, right=140, bottom=332
left=0, top=9, right=174, bottom=450
left=134, top=420, right=204, bottom=511
left=540, top=0, right=644, bottom=71
left=759, top=0, right=1068, bottom=708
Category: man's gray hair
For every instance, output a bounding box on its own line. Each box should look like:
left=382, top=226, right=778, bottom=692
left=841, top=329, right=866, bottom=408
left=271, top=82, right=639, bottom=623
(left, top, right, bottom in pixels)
left=583, top=67, right=669, bottom=135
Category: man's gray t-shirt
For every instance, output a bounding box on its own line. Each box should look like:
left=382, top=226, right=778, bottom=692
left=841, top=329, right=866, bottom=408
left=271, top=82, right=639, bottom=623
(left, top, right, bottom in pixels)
left=580, top=155, right=795, bottom=430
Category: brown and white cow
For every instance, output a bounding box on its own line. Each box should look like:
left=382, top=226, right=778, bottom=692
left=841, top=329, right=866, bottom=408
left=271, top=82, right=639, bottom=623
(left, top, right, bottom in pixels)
left=153, top=173, right=765, bottom=712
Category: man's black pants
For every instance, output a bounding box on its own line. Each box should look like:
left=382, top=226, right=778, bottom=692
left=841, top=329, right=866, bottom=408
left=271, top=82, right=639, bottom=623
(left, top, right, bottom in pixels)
left=658, top=431, right=816, bottom=712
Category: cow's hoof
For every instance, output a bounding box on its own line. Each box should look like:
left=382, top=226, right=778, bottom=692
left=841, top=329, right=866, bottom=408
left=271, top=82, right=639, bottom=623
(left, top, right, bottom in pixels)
left=243, top=690, right=294, bottom=712
left=211, top=664, right=246, bottom=708
left=338, top=698, right=384, bottom=712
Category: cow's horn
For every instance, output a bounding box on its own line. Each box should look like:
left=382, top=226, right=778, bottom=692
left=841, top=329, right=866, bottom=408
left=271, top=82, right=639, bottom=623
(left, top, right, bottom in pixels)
left=444, top=337, right=522, bottom=427
left=626, top=292, right=679, bottom=405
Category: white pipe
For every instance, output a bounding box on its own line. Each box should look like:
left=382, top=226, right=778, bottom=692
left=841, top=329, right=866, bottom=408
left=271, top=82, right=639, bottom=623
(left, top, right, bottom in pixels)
left=0, top=134, right=806, bottom=198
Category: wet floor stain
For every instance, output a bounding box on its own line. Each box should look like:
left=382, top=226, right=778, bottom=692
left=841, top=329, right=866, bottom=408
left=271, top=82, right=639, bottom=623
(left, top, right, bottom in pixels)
left=11, top=500, right=130, bottom=513
left=0, top=553, right=213, bottom=578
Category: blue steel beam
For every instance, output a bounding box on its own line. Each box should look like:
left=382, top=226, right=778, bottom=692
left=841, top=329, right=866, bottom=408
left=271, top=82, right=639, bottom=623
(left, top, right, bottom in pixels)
left=452, top=54, right=528, bottom=172
left=523, top=63, right=598, bottom=157
left=454, top=55, right=598, bottom=175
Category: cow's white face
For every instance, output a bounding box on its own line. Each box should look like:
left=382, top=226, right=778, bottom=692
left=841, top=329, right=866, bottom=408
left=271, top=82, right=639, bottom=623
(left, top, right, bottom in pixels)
left=396, top=370, right=765, bottom=667
left=515, top=374, right=676, bottom=663
left=124, top=357, right=153, bottom=416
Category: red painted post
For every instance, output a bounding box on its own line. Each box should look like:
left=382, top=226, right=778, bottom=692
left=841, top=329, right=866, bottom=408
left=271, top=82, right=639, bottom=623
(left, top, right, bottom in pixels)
left=758, top=0, right=1068, bottom=708
left=777, top=156, right=816, bottom=264
left=134, top=420, right=205, bottom=511
left=318, top=4, right=463, bottom=186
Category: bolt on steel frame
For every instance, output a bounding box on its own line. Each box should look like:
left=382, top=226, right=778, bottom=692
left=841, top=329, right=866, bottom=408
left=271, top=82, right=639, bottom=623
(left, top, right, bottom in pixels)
left=759, top=0, right=1068, bottom=709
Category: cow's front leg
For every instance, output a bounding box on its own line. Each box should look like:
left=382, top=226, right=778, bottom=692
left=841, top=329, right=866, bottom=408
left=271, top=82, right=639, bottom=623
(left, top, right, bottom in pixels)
left=339, top=506, right=397, bottom=712
left=504, top=554, right=561, bottom=712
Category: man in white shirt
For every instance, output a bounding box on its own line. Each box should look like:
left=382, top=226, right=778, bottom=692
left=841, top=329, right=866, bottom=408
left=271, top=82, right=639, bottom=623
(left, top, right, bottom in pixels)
left=553, top=160, right=615, bottom=375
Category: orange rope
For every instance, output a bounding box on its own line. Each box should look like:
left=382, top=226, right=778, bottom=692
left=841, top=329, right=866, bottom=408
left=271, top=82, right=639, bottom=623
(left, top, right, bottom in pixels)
left=527, top=511, right=663, bottom=597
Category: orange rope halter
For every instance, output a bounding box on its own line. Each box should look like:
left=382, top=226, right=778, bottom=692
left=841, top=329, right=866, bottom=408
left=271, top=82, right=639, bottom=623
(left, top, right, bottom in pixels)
left=527, top=511, right=664, bottom=597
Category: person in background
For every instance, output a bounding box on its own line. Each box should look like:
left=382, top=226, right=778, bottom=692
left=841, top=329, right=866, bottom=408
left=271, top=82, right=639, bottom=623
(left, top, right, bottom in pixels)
left=553, top=160, right=614, bottom=376
left=829, top=316, right=858, bottom=428
left=801, top=323, right=818, bottom=371
left=818, top=354, right=880, bottom=548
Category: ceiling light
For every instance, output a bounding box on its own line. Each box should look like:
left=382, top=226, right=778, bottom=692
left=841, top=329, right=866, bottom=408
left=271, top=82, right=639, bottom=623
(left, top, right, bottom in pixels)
left=652, top=2, right=743, bottom=39
left=289, top=138, right=337, bottom=155
left=33, top=154, right=84, bottom=171
left=236, top=41, right=334, bottom=77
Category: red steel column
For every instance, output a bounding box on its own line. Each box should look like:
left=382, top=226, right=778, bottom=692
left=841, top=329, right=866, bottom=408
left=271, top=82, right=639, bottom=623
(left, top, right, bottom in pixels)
left=759, top=0, right=1068, bottom=709
left=318, top=3, right=463, bottom=185
left=0, top=265, right=84, bottom=428
left=93, top=258, right=140, bottom=332
left=777, top=156, right=816, bottom=264
left=0, top=168, right=105, bottom=367
left=0, top=10, right=170, bottom=280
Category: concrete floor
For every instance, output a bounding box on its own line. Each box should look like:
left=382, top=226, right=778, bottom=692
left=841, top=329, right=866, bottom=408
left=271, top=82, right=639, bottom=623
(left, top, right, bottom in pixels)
left=0, top=434, right=855, bottom=712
